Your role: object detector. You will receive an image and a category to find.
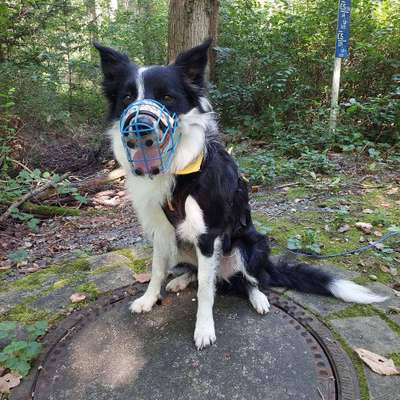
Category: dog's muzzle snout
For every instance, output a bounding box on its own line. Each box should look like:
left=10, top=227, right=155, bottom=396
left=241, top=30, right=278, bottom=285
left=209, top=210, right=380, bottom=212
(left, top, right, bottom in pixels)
left=120, top=99, right=179, bottom=177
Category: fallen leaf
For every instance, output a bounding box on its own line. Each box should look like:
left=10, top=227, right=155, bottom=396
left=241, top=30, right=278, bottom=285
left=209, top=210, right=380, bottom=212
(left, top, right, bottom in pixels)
left=355, top=222, right=373, bottom=234
left=69, top=293, right=86, bottom=303
left=0, top=373, right=21, bottom=394
left=338, top=224, right=350, bottom=233
left=251, top=185, right=261, bottom=193
left=161, top=297, right=173, bottom=306
left=374, top=230, right=383, bottom=237
left=362, top=209, right=373, bottom=214
left=379, top=265, right=390, bottom=273
left=354, top=348, right=400, bottom=376
left=134, top=273, right=151, bottom=283
left=387, top=187, right=399, bottom=195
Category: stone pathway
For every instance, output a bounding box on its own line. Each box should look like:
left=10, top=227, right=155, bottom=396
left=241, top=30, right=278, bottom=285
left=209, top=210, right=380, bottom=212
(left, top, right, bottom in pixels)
left=1, top=243, right=399, bottom=399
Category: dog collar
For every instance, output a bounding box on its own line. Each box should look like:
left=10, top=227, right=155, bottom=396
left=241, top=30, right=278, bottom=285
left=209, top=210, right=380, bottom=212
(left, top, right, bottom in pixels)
left=175, top=152, right=204, bottom=175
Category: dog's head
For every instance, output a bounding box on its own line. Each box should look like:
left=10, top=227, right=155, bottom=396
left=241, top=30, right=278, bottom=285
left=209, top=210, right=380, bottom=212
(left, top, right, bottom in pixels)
left=95, top=39, right=215, bottom=175
left=95, top=39, right=212, bottom=121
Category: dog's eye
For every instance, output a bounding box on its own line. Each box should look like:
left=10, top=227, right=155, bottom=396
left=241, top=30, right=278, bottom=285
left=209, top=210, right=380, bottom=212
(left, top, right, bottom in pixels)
left=162, top=95, right=173, bottom=103
left=123, top=95, right=132, bottom=106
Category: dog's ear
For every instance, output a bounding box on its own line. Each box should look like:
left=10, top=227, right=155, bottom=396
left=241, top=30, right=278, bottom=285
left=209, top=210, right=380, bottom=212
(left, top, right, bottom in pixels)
left=174, top=38, right=212, bottom=89
left=94, top=42, right=131, bottom=81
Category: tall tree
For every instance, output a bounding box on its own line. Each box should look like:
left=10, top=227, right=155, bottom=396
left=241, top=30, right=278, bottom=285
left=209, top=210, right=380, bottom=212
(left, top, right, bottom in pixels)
left=167, top=0, right=218, bottom=79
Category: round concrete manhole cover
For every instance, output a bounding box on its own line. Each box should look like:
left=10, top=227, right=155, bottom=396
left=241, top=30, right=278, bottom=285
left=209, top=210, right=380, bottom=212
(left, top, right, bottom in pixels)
left=13, top=287, right=359, bottom=400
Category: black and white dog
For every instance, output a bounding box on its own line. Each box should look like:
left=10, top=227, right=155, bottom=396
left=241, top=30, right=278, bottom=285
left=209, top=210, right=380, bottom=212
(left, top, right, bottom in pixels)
left=95, top=39, right=386, bottom=349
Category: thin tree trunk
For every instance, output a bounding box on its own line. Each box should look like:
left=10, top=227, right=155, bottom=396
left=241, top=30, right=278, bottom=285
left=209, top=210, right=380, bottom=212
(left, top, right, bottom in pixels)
left=86, top=0, right=98, bottom=60
left=168, top=0, right=218, bottom=80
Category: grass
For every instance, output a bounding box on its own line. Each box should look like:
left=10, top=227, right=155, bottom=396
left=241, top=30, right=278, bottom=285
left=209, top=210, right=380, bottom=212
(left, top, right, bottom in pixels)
left=389, top=353, right=400, bottom=368
left=251, top=176, right=400, bottom=285
left=325, top=304, right=377, bottom=320
left=113, top=248, right=150, bottom=273
left=1, top=304, right=51, bottom=324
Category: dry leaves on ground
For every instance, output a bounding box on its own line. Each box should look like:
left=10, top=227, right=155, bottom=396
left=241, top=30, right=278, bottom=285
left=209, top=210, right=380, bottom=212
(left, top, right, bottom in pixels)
left=69, top=293, right=87, bottom=303
left=355, top=222, right=373, bottom=234
left=134, top=273, right=151, bottom=283
left=0, top=373, right=21, bottom=394
left=354, top=348, right=400, bottom=376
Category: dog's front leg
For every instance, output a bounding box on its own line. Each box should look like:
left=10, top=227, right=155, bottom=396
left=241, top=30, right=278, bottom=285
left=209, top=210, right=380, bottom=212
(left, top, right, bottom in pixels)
left=130, top=232, right=173, bottom=313
left=194, top=236, right=220, bottom=350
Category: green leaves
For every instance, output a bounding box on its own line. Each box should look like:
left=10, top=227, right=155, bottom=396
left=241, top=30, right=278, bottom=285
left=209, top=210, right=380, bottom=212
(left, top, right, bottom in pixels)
left=0, top=321, right=47, bottom=377
left=0, top=322, right=17, bottom=341
left=287, top=229, right=322, bottom=255
left=6, top=248, right=28, bottom=265
left=26, top=321, right=48, bottom=341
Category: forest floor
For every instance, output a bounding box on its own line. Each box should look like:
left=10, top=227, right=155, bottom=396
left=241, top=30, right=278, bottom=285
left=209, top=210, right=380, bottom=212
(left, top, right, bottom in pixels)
left=1, top=149, right=400, bottom=288
left=1, top=148, right=400, bottom=399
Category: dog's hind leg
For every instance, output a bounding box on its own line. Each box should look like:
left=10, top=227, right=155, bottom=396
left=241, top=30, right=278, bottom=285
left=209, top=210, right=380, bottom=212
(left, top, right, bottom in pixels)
left=166, top=271, right=197, bottom=292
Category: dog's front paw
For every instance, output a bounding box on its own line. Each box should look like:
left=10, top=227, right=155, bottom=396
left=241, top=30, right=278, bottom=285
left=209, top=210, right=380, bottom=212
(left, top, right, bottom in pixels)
left=249, top=289, right=270, bottom=315
left=129, top=294, right=158, bottom=314
left=194, top=321, right=216, bottom=350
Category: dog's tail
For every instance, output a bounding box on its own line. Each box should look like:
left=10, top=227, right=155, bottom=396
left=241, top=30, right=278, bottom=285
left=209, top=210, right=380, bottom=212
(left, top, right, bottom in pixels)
left=265, top=256, right=388, bottom=304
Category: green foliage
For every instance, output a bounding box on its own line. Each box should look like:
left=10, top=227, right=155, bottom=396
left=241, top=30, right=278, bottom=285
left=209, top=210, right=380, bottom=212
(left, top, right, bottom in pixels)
left=7, top=248, right=29, bottom=265
left=215, top=0, right=400, bottom=155
left=238, top=148, right=334, bottom=184
left=0, top=0, right=399, bottom=189
left=0, top=168, right=86, bottom=229
left=0, top=320, right=48, bottom=377
left=287, top=229, right=322, bottom=255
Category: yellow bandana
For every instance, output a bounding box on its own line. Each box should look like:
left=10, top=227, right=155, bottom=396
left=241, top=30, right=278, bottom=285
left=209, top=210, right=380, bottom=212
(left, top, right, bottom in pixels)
left=175, top=152, right=204, bottom=175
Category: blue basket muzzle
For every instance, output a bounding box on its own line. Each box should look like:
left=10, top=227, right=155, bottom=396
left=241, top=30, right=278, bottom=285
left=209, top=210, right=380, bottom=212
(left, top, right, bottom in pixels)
left=120, top=99, right=179, bottom=176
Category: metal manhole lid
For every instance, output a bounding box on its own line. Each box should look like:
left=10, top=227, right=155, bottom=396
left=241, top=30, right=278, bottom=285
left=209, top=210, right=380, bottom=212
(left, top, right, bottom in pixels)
left=12, top=287, right=359, bottom=400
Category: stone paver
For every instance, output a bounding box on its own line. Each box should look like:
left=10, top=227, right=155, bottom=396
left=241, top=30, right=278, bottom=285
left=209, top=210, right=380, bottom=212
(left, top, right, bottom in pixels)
left=30, top=286, right=78, bottom=312
left=330, top=316, right=400, bottom=354
left=88, top=267, right=135, bottom=292
left=366, top=282, right=400, bottom=314
left=364, top=367, right=400, bottom=400
left=88, top=253, right=132, bottom=270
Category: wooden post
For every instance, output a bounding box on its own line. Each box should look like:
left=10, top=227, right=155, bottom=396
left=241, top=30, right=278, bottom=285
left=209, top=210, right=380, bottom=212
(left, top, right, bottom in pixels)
left=329, top=57, right=342, bottom=132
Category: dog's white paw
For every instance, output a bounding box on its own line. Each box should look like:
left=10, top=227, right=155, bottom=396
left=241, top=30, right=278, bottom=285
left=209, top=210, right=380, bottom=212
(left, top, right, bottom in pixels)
left=129, top=294, right=158, bottom=314
left=194, top=320, right=216, bottom=350
left=166, top=273, right=194, bottom=292
left=249, top=288, right=270, bottom=315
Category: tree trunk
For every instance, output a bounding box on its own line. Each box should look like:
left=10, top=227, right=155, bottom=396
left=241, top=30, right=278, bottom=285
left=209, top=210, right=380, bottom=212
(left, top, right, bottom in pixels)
left=168, top=0, right=218, bottom=80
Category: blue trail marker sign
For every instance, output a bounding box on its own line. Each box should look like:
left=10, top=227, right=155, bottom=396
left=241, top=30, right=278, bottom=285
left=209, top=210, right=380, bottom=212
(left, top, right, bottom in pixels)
left=335, top=0, right=351, bottom=58
left=330, top=0, right=351, bottom=131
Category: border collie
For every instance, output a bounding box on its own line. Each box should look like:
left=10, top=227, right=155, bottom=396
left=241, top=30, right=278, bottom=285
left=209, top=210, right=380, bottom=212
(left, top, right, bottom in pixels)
left=95, top=39, right=386, bottom=349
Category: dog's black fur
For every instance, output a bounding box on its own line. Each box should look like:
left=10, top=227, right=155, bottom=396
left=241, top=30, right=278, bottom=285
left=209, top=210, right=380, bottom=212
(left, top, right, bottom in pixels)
left=95, top=39, right=337, bottom=299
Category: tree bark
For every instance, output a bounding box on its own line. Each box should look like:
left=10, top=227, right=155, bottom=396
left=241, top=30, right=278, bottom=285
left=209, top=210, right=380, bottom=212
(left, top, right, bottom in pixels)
left=167, top=0, right=219, bottom=80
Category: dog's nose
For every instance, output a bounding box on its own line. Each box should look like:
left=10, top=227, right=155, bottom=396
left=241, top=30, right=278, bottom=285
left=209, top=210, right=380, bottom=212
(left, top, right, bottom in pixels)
left=134, top=168, right=144, bottom=176
left=150, top=167, right=160, bottom=176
